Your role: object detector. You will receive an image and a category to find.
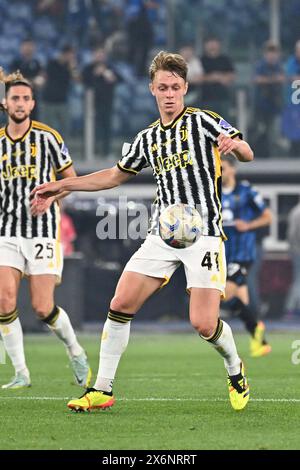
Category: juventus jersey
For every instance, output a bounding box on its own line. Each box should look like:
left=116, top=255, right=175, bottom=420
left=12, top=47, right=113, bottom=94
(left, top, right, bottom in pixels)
left=0, top=120, right=73, bottom=239
left=118, top=107, right=242, bottom=238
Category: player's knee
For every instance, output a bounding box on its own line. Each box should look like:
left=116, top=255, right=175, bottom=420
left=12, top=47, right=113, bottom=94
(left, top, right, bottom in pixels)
left=0, top=292, right=17, bottom=313
left=110, top=295, right=136, bottom=314
left=32, top=300, right=54, bottom=319
left=191, top=319, right=217, bottom=338
left=225, top=296, right=244, bottom=313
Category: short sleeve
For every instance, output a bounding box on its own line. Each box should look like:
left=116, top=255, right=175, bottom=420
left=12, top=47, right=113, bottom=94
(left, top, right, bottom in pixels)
left=47, top=130, right=73, bottom=173
left=200, top=110, right=243, bottom=144
left=117, top=132, right=149, bottom=175
left=248, top=186, right=267, bottom=214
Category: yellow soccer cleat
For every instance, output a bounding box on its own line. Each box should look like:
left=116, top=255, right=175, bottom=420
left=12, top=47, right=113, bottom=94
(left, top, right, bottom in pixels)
left=250, top=321, right=272, bottom=358
left=252, top=321, right=266, bottom=344
left=251, top=343, right=272, bottom=358
left=67, top=388, right=115, bottom=412
left=227, top=362, right=250, bottom=411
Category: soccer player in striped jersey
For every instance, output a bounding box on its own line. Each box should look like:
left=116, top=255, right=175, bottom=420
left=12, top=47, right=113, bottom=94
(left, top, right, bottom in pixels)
left=221, top=155, right=272, bottom=357
left=0, top=70, right=91, bottom=389
left=33, top=51, right=254, bottom=411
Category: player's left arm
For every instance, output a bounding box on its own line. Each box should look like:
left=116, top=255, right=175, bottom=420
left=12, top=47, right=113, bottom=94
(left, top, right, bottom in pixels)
left=30, top=165, right=76, bottom=216
left=217, top=134, right=254, bottom=162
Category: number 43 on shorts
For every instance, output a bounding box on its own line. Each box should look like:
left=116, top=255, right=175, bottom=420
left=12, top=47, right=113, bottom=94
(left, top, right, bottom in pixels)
left=201, top=251, right=219, bottom=271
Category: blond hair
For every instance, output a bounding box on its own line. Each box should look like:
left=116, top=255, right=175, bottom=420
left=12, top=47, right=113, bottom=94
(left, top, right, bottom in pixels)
left=0, top=68, right=33, bottom=111
left=149, top=51, right=188, bottom=82
left=0, top=67, right=33, bottom=93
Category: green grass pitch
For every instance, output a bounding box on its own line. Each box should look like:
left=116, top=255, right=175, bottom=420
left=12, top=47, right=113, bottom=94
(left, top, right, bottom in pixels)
left=0, top=330, right=300, bottom=450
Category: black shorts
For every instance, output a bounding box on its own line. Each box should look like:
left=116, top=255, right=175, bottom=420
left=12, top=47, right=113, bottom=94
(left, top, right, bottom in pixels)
left=227, top=262, right=252, bottom=286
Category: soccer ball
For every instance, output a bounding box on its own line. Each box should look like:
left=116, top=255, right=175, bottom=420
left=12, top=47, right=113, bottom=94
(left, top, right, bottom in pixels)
left=159, top=203, right=202, bottom=249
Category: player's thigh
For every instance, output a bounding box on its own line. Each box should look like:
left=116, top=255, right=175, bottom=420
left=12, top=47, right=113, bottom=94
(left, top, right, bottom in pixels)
left=111, top=271, right=165, bottom=313
left=0, top=266, right=22, bottom=311
left=235, top=285, right=249, bottom=304
left=29, top=274, right=56, bottom=316
left=116, top=234, right=180, bottom=313
left=224, top=280, right=239, bottom=301
left=189, top=287, right=221, bottom=335
left=225, top=264, right=249, bottom=303
left=0, top=237, right=24, bottom=309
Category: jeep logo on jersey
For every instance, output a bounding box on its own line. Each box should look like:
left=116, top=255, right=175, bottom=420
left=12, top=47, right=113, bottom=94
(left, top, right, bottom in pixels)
left=1, top=164, right=37, bottom=180
left=154, top=150, right=193, bottom=175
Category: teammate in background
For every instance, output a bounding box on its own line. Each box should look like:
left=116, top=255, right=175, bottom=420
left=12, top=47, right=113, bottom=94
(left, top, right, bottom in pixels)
left=0, top=70, right=91, bottom=389
left=221, top=155, right=272, bottom=357
left=33, top=51, right=254, bottom=412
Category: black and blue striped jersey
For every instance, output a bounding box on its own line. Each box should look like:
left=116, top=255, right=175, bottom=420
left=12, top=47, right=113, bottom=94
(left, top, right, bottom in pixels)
left=222, top=181, right=266, bottom=263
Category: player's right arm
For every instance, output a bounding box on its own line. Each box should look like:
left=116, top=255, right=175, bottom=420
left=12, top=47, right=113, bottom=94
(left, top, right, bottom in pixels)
left=31, top=165, right=133, bottom=200
left=235, top=207, right=272, bottom=232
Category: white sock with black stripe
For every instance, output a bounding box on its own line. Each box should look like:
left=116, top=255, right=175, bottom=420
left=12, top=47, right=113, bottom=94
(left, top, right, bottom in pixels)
left=201, top=319, right=241, bottom=376
left=94, top=310, right=133, bottom=392
left=0, top=315, right=30, bottom=378
left=44, top=306, right=83, bottom=358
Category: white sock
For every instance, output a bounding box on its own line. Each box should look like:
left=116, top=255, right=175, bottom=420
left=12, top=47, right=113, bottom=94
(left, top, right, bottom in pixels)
left=0, top=318, right=30, bottom=378
left=203, top=320, right=241, bottom=376
left=94, top=318, right=131, bottom=392
left=47, top=307, right=83, bottom=358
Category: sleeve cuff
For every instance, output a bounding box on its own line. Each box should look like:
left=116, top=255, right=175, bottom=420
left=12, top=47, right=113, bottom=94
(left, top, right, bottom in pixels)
left=231, top=131, right=243, bottom=140
left=56, top=161, right=73, bottom=174
left=117, top=162, right=138, bottom=175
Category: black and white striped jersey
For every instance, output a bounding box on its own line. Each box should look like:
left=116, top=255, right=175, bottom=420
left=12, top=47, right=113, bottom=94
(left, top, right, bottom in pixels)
left=117, top=107, right=242, bottom=238
left=0, top=120, right=73, bottom=239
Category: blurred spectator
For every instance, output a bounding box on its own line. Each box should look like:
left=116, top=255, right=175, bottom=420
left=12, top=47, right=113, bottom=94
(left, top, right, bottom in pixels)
left=10, top=38, right=44, bottom=86
left=282, top=39, right=300, bottom=157
left=126, top=1, right=155, bottom=76
left=10, top=38, right=44, bottom=119
left=66, top=0, right=90, bottom=47
left=200, top=36, right=235, bottom=118
left=284, top=199, right=300, bottom=318
left=178, top=44, right=203, bottom=106
left=253, top=41, right=285, bottom=158
left=91, top=0, right=123, bottom=41
left=82, top=45, right=121, bottom=156
left=35, top=0, right=65, bottom=18
left=61, top=207, right=77, bottom=256
left=286, top=39, right=300, bottom=83
left=42, top=45, right=78, bottom=136
left=35, top=0, right=66, bottom=32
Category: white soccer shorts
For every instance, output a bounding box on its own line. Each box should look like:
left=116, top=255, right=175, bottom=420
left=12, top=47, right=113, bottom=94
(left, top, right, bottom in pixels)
left=0, top=237, right=63, bottom=281
left=124, top=234, right=226, bottom=296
